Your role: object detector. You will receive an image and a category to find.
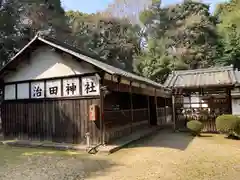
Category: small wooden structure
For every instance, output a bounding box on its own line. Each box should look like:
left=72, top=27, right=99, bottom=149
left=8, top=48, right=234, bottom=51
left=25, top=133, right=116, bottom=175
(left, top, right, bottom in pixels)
left=164, top=66, right=237, bottom=132
left=0, top=34, right=172, bottom=145
left=231, top=69, right=240, bottom=116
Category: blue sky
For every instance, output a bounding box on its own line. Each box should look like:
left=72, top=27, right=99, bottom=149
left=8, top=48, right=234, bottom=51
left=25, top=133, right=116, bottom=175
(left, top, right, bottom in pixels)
left=61, top=0, right=227, bottom=13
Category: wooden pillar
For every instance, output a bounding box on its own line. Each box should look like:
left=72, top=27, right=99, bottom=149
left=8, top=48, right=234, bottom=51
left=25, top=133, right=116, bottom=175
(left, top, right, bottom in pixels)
left=130, top=82, right=134, bottom=133
left=164, top=98, right=167, bottom=124
left=99, top=82, right=105, bottom=145
left=155, top=90, right=158, bottom=126
left=172, top=94, right=176, bottom=131
left=227, top=88, right=232, bottom=114
left=147, top=96, right=151, bottom=126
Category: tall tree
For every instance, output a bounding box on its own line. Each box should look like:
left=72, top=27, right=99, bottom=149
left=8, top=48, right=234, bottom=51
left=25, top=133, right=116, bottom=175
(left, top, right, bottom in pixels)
left=66, top=11, right=142, bottom=72
left=0, top=0, right=22, bottom=65
left=215, top=0, right=240, bottom=68
left=19, top=0, right=70, bottom=39
left=0, top=0, right=71, bottom=65
left=135, top=0, right=219, bottom=82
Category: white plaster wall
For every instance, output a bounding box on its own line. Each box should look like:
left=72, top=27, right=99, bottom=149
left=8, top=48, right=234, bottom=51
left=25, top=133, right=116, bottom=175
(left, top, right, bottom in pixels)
left=17, top=83, right=29, bottom=99
left=4, top=84, right=16, bottom=100
left=4, top=46, right=96, bottom=83
left=232, top=99, right=240, bottom=115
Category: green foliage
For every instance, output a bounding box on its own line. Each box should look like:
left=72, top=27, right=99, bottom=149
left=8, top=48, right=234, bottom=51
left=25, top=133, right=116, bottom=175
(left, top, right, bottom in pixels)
left=66, top=11, right=141, bottom=72
left=214, top=0, right=240, bottom=68
left=136, top=0, right=219, bottom=83
left=0, top=0, right=70, bottom=65
left=216, top=114, right=240, bottom=138
left=1, top=0, right=240, bottom=83
left=187, top=120, right=203, bottom=136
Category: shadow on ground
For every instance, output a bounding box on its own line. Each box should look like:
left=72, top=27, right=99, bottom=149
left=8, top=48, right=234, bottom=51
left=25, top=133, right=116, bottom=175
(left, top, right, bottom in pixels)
left=121, top=130, right=197, bottom=151
left=0, top=145, right=121, bottom=180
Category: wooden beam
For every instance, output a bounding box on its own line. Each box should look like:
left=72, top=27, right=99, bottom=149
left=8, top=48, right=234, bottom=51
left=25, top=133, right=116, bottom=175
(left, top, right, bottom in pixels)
left=120, top=78, right=130, bottom=85
left=132, top=81, right=140, bottom=87
left=104, top=73, right=112, bottom=81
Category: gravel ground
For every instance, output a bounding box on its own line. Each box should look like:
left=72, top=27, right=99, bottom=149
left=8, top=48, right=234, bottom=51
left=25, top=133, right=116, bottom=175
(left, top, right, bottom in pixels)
left=0, top=147, right=117, bottom=180
left=0, top=131, right=240, bottom=180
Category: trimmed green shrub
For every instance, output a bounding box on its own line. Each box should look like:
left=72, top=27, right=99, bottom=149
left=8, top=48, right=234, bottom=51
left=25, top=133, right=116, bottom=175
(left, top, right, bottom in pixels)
left=216, top=114, right=240, bottom=139
left=187, top=120, right=203, bottom=136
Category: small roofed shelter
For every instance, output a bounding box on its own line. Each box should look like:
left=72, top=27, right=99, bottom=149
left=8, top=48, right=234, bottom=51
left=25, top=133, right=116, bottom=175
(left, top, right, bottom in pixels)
left=0, top=34, right=172, bottom=146
left=164, top=66, right=237, bottom=132
left=230, top=69, right=240, bottom=116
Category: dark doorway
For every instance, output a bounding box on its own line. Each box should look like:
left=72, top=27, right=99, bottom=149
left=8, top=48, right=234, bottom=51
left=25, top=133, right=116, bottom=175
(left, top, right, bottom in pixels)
left=149, top=96, right=157, bottom=125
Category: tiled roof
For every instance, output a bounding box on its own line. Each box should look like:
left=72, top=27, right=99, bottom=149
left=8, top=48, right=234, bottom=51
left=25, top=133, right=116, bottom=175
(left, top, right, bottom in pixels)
left=0, top=34, right=170, bottom=91
left=164, top=66, right=237, bottom=88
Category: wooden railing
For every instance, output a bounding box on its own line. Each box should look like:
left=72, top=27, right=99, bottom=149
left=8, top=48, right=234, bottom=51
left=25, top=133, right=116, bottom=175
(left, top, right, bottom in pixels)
left=157, top=107, right=173, bottom=126
left=104, top=110, right=131, bottom=129
left=200, top=119, right=217, bottom=133
left=104, top=108, right=149, bottom=143
left=133, top=108, right=149, bottom=122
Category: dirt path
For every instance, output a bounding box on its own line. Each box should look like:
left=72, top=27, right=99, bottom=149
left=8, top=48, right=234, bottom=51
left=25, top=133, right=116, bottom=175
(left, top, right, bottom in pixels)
left=0, top=131, right=239, bottom=180
left=87, top=132, right=240, bottom=180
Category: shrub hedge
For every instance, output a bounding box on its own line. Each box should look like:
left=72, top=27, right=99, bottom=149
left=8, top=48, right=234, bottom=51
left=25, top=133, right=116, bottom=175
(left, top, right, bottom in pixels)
left=216, top=114, right=240, bottom=139
left=187, top=120, right=203, bottom=136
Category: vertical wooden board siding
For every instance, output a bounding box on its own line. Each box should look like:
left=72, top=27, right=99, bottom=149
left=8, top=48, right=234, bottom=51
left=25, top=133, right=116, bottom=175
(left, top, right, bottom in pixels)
left=17, top=103, right=21, bottom=138
left=45, top=101, right=52, bottom=141
left=32, top=102, right=36, bottom=139
left=1, top=98, right=101, bottom=144
left=48, top=101, right=53, bottom=140
left=72, top=99, right=76, bottom=143
left=35, top=102, right=39, bottom=139
left=68, top=99, right=74, bottom=143
left=92, top=99, right=100, bottom=144
left=90, top=99, right=97, bottom=144
left=6, top=103, right=10, bottom=136
left=78, top=99, right=82, bottom=143
left=8, top=103, right=12, bottom=136
left=79, top=99, right=84, bottom=142
left=27, top=102, right=31, bottom=139
left=13, top=103, right=17, bottom=137
left=95, top=99, right=100, bottom=143
left=44, top=101, right=48, bottom=140
left=2, top=103, right=5, bottom=135
left=75, top=99, right=81, bottom=143
left=59, top=100, right=65, bottom=142
left=53, top=100, right=59, bottom=142
left=82, top=99, right=86, bottom=138
left=74, top=99, right=79, bottom=143
left=6, top=103, right=9, bottom=136
left=87, top=99, right=92, bottom=142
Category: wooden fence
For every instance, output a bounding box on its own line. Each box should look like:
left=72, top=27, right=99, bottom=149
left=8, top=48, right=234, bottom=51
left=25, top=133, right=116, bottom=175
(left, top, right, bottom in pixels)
left=200, top=119, right=217, bottom=133
left=157, top=107, right=173, bottom=126
left=1, top=98, right=101, bottom=144
left=104, top=108, right=149, bottom=143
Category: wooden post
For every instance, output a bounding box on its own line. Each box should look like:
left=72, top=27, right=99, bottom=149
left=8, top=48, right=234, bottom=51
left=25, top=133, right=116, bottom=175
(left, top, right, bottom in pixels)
left=172, top=94, right=176, bottom=131
left=227, top=88, right=232, bottom=114
left=164, top=98, right=167, bottom=125
left=155, top=89, right=158, bottom=126
left=130, top=82, right=134, bottom=133
left=99, top=82, right=105, bottom=145
left=147, top=96, right=151, bottom=126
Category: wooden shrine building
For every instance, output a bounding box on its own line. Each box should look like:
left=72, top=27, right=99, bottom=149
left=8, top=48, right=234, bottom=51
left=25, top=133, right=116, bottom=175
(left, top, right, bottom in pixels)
left=164, top=66, right=239, bottom=132
left=0, top=34, right=172, bottom=146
